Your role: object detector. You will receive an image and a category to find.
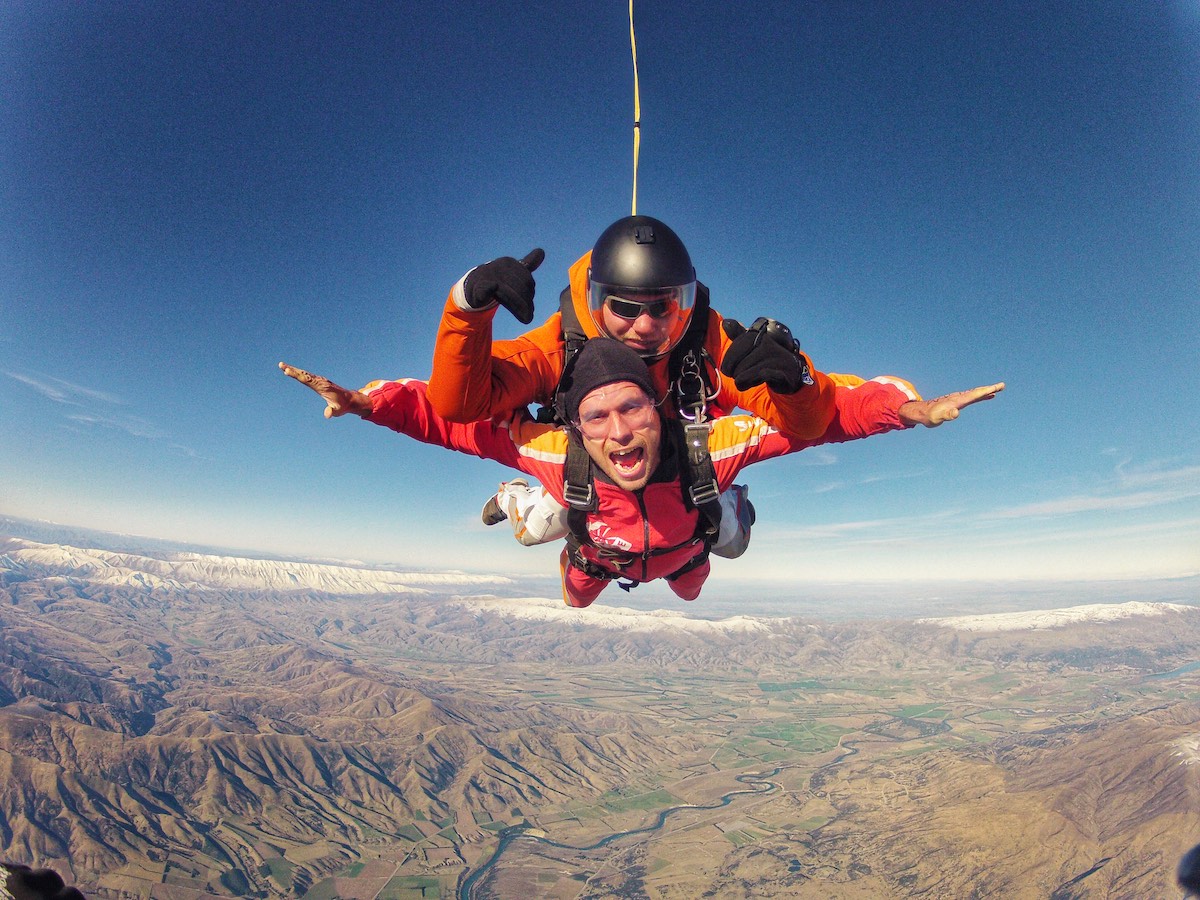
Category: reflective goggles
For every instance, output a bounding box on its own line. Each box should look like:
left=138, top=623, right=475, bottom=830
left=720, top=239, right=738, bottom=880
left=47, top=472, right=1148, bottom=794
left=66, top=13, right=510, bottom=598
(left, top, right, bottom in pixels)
left=574, top=396, right=658, bottom=439
left=589, top=281, right=696, bottom=321
left=605, top=294, right=678, bottom=320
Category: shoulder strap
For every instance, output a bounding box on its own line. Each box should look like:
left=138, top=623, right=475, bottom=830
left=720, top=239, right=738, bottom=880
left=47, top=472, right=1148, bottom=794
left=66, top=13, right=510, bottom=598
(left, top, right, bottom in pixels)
left=535, top=285, right=588, bottom=424
left=562, top=427, right=596, bottom=568
left=562, top=427, right=596, bottom=512
left=557, top=283, right=589, bottom=352
left=664, top=292, right=722, bottom=541
left=671, top=419, right=723, bottom=540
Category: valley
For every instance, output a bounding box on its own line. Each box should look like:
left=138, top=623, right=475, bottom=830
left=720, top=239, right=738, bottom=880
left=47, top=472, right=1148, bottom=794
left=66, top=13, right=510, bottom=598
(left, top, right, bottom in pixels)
left=1, top=536, right=1197, bottom=898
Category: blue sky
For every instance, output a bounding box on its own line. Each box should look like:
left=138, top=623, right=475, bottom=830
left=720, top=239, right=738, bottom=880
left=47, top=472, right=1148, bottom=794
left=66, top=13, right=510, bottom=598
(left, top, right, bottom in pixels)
left=3, top=1, right=1198, bottom=592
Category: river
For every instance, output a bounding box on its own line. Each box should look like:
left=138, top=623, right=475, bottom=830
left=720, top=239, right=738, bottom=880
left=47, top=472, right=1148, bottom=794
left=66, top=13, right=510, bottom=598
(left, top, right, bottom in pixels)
left=458, top=768, right=783, bottom=898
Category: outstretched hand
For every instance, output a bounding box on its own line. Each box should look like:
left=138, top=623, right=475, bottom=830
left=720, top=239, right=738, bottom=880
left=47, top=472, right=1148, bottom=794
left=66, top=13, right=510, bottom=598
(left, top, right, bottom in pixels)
left=899, top=382, right=1005, bottom=428
left=278, top=362, right=372, bottom=419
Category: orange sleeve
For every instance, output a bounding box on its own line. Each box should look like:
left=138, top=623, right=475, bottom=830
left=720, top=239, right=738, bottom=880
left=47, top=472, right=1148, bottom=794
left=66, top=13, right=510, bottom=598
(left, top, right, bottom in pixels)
left=705, top=307, right=838, bottom=440
left=427, top=293, right=568, bottom=422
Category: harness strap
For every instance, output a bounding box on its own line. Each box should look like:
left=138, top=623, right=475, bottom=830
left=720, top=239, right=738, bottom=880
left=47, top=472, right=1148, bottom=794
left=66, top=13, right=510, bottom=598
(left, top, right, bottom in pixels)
left=666, top=546, right=711, bottom=582
left=562, top=429, right=596, bottom=511
left=564, top=536, right=709, bottom=593
left=668, top=283, right=717, bottom=424
left=562, top=428, right=598, bottom=575
left=536, top=285, right=589, bottom=425
left=677, top=422, right=722, bottom=539
left=564, top=542, right=624, bottom=582
left=558, top=284, right=590, bottom=358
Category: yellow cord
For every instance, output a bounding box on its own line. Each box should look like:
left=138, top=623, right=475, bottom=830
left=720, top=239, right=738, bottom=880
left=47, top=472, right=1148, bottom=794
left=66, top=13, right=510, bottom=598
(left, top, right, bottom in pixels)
left=629, top=0, right=640, bottom=216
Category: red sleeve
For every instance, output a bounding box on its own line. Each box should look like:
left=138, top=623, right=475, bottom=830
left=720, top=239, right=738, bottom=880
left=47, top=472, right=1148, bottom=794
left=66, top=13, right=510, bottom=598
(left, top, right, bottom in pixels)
left=814, top=377, right=913, bottom=442
left=365, top=379, right=529, bottom=469
left=364, top=378, right=571, bottom=490
left=707, top=378, right=913, bottom=488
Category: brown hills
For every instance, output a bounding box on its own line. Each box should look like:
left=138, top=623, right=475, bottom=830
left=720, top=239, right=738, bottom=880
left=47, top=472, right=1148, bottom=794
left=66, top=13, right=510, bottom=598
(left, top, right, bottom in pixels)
left=684, top=704, right=1200, bottom=899
left=1, top=535, right=1198, bottom=898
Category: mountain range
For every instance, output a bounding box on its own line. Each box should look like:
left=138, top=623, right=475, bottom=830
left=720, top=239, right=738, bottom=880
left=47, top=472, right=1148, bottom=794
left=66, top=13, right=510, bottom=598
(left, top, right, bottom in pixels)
left=1, top=532, right=1197, bottom=898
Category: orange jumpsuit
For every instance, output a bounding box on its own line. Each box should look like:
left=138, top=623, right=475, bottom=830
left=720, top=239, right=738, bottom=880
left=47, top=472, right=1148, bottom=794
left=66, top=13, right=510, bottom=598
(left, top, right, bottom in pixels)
left=428, top=251, right=838, bottom=440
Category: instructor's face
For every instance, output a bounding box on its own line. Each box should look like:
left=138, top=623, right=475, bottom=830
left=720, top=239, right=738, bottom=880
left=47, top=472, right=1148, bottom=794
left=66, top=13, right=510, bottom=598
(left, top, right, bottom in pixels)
left=600, top=305, right=681, bottom=357
left=577, top=382, right=662, bottom=492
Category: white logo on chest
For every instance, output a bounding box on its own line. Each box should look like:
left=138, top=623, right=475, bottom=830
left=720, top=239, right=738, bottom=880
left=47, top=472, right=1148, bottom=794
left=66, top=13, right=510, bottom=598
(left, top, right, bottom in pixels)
left=587, top=520, right=633, bottom=552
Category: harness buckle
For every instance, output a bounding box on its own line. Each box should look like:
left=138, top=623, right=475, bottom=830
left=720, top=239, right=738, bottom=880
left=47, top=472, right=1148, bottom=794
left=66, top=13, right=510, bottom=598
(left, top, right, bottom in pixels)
left=563, top=480, right=594, bottom=509
left=689, top=478, right=721, bottom=507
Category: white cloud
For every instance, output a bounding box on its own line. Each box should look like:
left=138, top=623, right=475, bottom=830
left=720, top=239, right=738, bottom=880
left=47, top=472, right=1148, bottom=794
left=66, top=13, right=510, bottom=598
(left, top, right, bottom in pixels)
left=10, top=369, right=201, bottom=458
left=859, top=468, right=932, bottom=486
left=990, top=490, right=1187, bottom=518
left=761, top=507, right=967, bottom=542
left=66, top=412, right=165, bottom=441
left=1117, top=463, right=1200, bottom=490
left=813, top=481, right=844, bottom=494
left=791, top=448, right=839, bottom=467
left=5, top=370, right=126, bottom=405
left=989, top=464, right=1200, bottom=519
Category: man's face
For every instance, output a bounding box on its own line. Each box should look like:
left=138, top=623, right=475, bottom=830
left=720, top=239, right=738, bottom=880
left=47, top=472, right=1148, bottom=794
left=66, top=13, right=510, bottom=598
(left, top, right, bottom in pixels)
left=599, top=301, right=683, bottom=357
left=576, top=381, right=662, bottom=492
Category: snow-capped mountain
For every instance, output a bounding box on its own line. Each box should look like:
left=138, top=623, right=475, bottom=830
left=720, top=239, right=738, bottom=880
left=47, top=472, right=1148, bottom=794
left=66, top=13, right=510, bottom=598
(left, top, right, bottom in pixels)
left=0, top=536, right=512, bottom=595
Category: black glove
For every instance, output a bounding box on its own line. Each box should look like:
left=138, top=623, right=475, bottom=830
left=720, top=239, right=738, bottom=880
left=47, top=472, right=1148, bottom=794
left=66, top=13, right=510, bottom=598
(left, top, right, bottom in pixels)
left=719, top=317, right=811, bottom=394
left=462, top=248, right=545, bottom=324
left=0, top=863, right=86, bottom=900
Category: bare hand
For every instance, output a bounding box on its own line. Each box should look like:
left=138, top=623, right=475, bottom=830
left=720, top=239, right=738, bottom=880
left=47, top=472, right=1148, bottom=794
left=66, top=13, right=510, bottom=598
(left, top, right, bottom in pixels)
left=278, top=362, right=372, bottom=419
left=899, top=382, right=1005, bottom=428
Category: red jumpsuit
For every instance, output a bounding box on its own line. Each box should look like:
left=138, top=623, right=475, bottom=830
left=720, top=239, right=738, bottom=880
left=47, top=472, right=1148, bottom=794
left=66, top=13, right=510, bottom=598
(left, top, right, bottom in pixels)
left=363, top=375, right=915, bottom=607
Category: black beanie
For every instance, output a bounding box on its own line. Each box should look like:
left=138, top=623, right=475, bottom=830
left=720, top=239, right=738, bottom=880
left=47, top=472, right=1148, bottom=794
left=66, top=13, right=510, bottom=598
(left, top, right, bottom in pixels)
left=557, top=338, right=658, bottom=424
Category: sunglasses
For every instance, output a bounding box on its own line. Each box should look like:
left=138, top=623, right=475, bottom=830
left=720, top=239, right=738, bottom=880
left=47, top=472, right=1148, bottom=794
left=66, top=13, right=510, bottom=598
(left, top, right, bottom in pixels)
left=604, top=294, right=678, bottom=321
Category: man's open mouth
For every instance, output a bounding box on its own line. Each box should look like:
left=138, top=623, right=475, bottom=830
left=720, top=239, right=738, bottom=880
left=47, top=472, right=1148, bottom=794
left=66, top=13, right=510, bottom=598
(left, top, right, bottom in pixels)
left=609, top=447, right=645, bottom=476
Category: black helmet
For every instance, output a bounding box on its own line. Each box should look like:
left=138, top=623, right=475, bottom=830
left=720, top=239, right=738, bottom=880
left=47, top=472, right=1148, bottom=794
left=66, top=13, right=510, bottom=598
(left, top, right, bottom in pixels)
left=588, top=215, right=697, bottom=358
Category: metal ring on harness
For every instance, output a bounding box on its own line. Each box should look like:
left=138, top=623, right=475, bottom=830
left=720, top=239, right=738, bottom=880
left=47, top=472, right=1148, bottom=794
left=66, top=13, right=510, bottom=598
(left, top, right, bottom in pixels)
left=673, top=348, right=719, bottom=423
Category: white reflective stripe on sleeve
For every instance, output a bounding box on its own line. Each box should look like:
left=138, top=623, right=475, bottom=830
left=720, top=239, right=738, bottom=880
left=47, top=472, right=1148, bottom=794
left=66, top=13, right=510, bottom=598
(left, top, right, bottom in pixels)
left=516, top=444, right=569, bottom=465
left=869, top=376, right=919, bottom=401
left=360, top=377, right=417, bottom=395
left=708, top=416, right=773, bottom=463
left=452, top=268, right=496, bottom=313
